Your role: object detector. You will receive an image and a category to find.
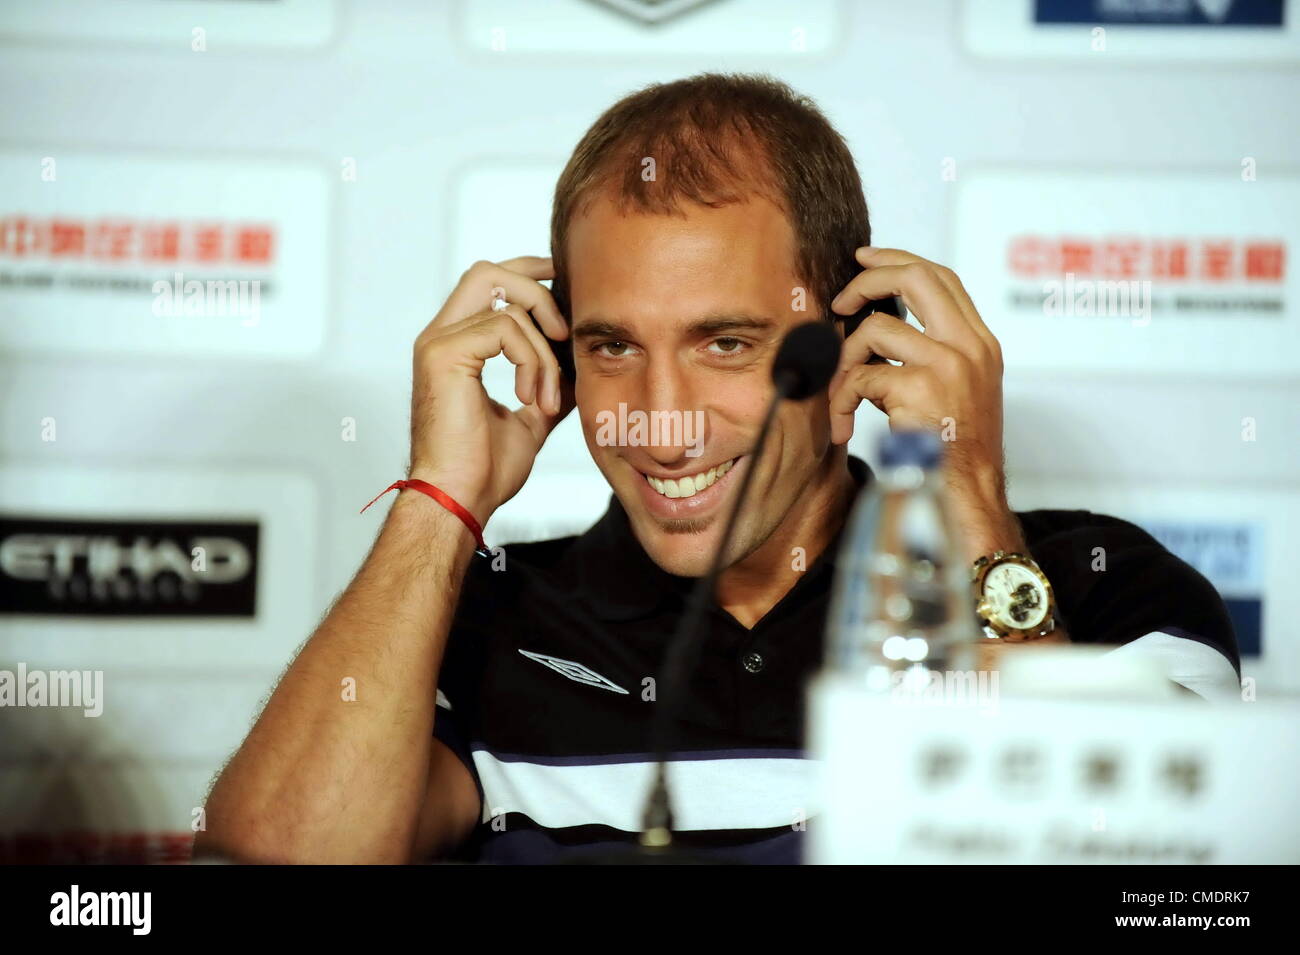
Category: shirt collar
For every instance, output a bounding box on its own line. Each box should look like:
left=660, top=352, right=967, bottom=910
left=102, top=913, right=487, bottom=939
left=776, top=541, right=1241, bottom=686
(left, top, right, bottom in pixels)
left=573, top=455, right=874, bottom=622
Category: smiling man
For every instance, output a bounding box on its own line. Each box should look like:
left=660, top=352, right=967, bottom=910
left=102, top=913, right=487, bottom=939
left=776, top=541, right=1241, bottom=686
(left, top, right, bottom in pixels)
left=196, top=73, right=1241, bottom=865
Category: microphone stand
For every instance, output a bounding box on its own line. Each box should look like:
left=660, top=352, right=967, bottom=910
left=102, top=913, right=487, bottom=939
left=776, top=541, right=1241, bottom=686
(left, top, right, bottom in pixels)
left=638, top=372, right=795, bottom=854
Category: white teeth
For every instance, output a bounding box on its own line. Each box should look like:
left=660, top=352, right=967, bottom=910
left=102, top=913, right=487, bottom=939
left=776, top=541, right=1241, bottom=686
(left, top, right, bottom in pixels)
left=644, top=458, right=737, bottom=499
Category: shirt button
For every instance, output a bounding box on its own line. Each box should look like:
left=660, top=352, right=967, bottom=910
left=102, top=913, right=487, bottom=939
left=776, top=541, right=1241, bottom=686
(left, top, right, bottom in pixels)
left=742, top=652, right=765, bottom=674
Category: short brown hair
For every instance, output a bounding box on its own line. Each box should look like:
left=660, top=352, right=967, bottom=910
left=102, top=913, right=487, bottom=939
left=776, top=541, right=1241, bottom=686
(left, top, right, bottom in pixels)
left=550, top=72, right=871, bottom=323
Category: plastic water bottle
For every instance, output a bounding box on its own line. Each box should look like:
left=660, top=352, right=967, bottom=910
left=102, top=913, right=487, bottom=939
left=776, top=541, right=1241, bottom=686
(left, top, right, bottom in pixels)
left=826, top=430, right=980, bottom=693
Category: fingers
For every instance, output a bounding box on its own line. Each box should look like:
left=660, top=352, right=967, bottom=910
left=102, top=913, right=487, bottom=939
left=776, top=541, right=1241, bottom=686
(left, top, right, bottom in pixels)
left=828, top=362, right=893, bottom=445
left=496, top=302, right=562, bottom=416
left=842, top=310, right=960, bottom=369
left=828, top=363, right=938, bottom=445
left=449, top=308, right=550, bottom=410
left=500, top=281, right=569, bottom=342
left=836, top=307, right=895, bottom=367
left=430, top=257, right=568, bottom=341
left=495, top=255, right=555, bottom=281
left=852, top=247, right=1002, bottom=363
left=831, top=260, right=983, bottom=358
left=831, top=310, right=951, bottom=407
left=830, top=363, right=892, bottom=417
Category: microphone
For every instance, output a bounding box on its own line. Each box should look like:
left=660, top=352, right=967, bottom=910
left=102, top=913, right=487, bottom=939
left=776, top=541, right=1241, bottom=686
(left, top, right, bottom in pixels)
left=565, top=322, right=840, bottom=864
left=772, top=320, right=842, bottom=401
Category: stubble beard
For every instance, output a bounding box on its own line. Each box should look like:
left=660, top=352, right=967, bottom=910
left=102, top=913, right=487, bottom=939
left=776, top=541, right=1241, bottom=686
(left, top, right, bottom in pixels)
left=653, top=505, right=786, bottom=577
left=656, top=514, right=718, bottom=535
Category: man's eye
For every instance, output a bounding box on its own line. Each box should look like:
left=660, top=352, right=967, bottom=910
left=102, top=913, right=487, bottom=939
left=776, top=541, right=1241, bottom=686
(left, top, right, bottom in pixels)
left=594, top=341, right=632, bottom=357
left=707, top=337, right=747, bottom=355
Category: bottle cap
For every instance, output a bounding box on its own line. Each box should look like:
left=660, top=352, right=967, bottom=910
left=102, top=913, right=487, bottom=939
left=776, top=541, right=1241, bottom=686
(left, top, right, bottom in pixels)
left=879, top=429, right=943, bottom=469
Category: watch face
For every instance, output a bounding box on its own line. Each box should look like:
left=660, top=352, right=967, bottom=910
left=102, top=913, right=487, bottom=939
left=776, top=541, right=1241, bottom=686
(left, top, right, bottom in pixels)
left=983, top=562, right=1049, bottom=630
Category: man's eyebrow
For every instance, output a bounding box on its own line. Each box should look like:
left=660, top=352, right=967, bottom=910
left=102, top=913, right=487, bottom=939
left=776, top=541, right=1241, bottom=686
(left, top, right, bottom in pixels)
left=571, top=314, right=778, bottom=339
left=688, top=315, right=777, bottom=336
left=571, top=318, right=632, bottom=340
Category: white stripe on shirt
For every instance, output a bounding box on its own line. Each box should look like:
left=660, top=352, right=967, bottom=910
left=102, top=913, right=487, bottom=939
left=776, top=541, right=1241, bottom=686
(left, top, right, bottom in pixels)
left=472, top=750, right=812, bottom=832
left=1105, top=630, right=1241, bottom=703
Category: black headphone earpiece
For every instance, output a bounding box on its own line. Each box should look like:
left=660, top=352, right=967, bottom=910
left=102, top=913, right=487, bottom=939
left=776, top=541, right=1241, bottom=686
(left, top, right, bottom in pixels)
left=547, top=333, right=576, bottom=382
left=835, top=294, right=907, bottom=364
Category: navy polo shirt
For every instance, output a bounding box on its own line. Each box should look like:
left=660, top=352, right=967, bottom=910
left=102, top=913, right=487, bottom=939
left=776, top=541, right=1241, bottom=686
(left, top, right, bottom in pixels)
left=429, top=456, right=1240, bottom=864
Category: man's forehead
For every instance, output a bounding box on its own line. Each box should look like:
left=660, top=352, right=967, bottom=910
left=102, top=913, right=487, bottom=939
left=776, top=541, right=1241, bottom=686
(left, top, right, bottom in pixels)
left=566, top=196, right=801, bottom=304
left=569, top=188, right=792, bottom=238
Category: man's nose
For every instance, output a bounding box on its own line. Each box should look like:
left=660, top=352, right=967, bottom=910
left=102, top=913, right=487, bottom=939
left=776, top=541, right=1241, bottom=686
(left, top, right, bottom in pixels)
left=638, top=361, right=704, bottom=468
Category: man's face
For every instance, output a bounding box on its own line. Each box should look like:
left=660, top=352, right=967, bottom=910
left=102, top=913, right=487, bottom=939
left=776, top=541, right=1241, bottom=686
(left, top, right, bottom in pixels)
left=566, top=191, right=837, bottom=577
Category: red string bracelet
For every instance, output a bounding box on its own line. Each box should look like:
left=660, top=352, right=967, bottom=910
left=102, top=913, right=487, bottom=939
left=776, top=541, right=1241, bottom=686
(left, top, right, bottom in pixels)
left=360, top=478, right=491, bottom=558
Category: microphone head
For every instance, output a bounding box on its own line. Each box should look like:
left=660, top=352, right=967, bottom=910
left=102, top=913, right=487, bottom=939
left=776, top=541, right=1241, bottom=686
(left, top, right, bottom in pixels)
left=772, top=321, right=842, bottom=400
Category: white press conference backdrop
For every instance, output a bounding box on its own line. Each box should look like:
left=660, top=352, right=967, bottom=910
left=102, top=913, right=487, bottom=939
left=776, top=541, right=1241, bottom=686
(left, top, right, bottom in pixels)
left=0, top=0, right=1297, bottom=858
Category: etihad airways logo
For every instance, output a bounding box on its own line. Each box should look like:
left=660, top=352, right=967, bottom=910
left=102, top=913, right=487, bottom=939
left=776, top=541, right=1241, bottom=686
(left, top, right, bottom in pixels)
left=0, top=516, right=259, bottom=616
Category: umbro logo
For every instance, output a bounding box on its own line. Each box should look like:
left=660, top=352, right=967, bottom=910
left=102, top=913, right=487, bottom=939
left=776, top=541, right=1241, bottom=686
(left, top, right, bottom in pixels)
left=518, top=650, right=629, bottom=694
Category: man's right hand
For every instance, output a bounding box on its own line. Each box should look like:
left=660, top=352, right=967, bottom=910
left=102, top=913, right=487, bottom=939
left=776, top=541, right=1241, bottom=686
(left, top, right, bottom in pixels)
left=409, top=255, right=573, bottom=523
left=198, top=261, right=570, bottom=864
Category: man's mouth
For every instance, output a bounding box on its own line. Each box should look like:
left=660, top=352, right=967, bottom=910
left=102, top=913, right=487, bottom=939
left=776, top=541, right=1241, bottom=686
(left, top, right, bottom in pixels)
left=631, top=455, right=748, bottom=522
left=642, top=457, right=738, bottom=499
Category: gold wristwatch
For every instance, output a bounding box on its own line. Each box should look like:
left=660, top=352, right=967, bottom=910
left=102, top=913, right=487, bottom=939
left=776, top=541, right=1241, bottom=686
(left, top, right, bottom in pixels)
left=971, top=551, right=1056, bottom=642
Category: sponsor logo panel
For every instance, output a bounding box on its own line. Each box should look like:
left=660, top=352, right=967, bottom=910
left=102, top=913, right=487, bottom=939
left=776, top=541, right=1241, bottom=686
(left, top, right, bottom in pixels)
left=964, top=0, right=1300, bottom=60
left=1034, top=0, right=1285, bottom=27
left=1, top=516, right=258, bottom=617
left=952, top=168, right=1299, bottom=375
left=0, top=150, right=330, bottom=359
left=0, top=465, right=319, bottom=670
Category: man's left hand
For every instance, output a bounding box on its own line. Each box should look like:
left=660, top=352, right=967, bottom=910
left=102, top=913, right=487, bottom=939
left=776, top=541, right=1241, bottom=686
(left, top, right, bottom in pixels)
left=827, top=246, right=1024, bottom=564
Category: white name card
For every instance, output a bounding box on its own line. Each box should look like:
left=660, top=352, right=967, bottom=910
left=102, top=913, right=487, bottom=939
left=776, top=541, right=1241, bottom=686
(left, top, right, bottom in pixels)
left=807, top=672, right=1299, bottom=864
